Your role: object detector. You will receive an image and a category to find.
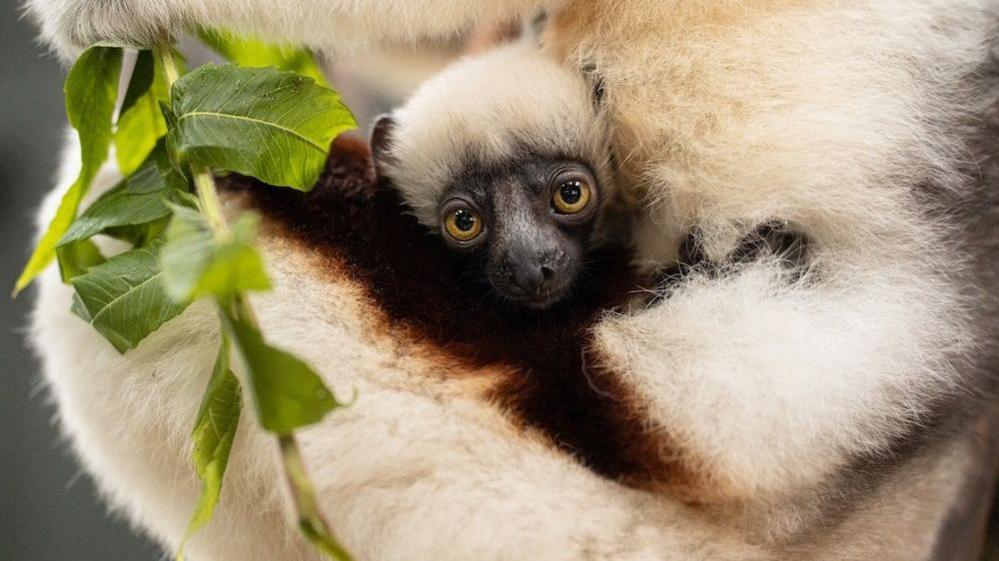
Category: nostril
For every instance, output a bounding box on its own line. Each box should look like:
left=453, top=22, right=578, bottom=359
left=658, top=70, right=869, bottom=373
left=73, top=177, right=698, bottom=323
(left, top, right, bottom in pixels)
left=540, top=265, right=554, bottom=281
left=510, top=266, right=545, bottom=295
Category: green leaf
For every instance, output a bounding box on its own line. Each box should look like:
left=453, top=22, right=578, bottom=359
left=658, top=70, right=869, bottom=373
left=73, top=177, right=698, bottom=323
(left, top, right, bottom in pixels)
left=56, top=240, right=106, bottom=281
left=178, top=334, right=242, bottom=561
left=70, top=240, right=189, bottom=353
left=102, top=215, right=172, bottom=247
left=221, top=304, right=341, bottom=435
left=160, top=100, right=178, bottom=129
left=197, top=28, right=330, bottom=87
left=119, top=50, right=155, bottom=116
left=160, top=205, right=272, bottom=303
left=116, top=50, right=170, bottom=175
left=60, top=141, right=191, bottom=247
left=16, top=46, right=123, bottom=295
left=167, top=64, right=355, bottom=191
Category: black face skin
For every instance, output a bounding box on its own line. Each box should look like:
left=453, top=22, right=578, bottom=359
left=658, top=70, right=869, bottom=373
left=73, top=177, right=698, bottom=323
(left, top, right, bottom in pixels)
left=436, top=155, right=603, bottom=309
left=370, top=115, right=605, bottom=310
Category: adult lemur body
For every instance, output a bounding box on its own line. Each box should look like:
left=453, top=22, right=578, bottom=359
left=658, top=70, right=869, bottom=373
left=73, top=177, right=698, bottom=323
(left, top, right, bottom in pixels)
left=25, top=0, right=999, bottom=559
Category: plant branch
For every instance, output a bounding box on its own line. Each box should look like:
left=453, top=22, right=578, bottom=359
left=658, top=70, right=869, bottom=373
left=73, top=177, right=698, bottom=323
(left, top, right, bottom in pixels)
left=154, top=40, right=351, bottom=561
left=192, top=166, right=228, bottom=234
left=158, top=43, right=181, bottom=85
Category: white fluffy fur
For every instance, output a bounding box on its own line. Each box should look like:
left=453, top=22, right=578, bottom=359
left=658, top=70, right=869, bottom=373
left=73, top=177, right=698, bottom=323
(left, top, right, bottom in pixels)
left=33, top=145, right=769, bottom=561
left=24, top=0, right=557, bottom=61
left=33, top=137, right=978, bottom=561
left=543, top=0, right=993, bottom=510
left=550, top=0, right=991, bottom=265
left=383, top=41, right=613, bottom=228
left=23, top=0, right=999, bottom=559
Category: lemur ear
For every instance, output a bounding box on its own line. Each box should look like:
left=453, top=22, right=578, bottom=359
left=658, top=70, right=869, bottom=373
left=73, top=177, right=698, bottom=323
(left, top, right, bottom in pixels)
left=370, top=114, right=398, bottom=178
left=580, top=61, right=606, bottom=108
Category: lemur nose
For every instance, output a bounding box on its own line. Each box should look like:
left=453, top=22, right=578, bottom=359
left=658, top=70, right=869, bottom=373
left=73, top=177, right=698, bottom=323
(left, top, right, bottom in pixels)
left=508, top=252, right=557, bottom=295
left=511, top=263, right=547, bottom=295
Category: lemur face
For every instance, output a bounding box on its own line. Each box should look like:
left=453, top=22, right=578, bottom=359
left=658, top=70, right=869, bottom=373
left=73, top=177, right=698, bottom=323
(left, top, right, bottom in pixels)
left=436, top=156, right=602, bottom=309
left=366, top=37, right=612, bottom=311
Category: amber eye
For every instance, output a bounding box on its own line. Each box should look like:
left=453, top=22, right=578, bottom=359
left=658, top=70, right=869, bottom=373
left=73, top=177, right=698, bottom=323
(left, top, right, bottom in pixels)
left=552, top=179, right=592, bottom=214
left=444, top=207, right=484, bottom=242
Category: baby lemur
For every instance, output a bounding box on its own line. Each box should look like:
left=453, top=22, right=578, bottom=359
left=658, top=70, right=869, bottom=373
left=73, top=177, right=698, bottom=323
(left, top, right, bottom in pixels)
left=370, top=42, right=616, bottom=309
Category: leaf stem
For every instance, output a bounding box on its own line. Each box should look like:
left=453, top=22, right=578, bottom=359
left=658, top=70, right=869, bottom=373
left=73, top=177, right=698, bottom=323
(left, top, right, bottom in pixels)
left=153, top=42, right=226, bottom=235
left=280, top=435, right=353, bottom=561
left=154, top=39, right=351, bottom=561
left=158, top=43, right=181, bottom=86
left=193, top=167, right=228, bottom=234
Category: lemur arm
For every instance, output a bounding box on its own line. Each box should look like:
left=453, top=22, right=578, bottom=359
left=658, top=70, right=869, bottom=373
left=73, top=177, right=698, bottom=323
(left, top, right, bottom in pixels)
left=26, top=0, right=556, bottom=60
left=593, top=241, right=969, bottom=505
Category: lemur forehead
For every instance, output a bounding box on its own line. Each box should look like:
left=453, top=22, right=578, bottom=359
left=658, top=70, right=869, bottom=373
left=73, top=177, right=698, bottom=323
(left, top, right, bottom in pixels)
left=444, top=147, right=595, bottom=200
left=384, top=42, right=606, bottom=226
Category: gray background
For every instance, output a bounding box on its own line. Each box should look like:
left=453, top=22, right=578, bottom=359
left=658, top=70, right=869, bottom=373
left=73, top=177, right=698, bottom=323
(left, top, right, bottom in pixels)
left=0, top=6, right=162, bottom=561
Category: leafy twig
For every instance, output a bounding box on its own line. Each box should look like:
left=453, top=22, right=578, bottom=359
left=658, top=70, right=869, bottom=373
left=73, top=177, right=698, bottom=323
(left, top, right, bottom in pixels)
left=153, top=41, right=353, bottom=561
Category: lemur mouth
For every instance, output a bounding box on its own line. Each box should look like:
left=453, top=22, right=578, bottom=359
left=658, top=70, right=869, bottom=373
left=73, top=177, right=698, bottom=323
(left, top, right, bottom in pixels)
left=498, top=282, right=574, bottom=310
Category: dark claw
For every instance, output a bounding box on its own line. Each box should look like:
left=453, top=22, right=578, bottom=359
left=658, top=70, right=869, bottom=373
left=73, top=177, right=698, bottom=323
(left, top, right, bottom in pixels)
left=649, top=221, right=810, bottom=306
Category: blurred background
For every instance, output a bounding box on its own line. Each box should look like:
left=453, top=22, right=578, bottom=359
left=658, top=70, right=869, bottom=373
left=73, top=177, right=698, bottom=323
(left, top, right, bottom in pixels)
left=0, top=6, right=165, bottom=561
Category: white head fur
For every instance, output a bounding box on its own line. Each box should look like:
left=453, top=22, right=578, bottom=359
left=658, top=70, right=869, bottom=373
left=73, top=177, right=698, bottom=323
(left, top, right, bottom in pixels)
left=375, top=41, right=614, bottom=229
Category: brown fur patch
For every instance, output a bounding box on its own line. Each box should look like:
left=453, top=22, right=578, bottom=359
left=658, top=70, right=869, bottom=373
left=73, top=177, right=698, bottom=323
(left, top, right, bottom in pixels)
left=217, top=136, right=688, bottom=486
